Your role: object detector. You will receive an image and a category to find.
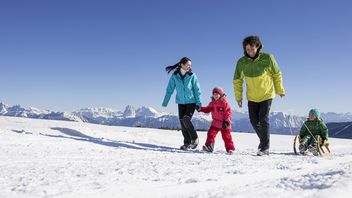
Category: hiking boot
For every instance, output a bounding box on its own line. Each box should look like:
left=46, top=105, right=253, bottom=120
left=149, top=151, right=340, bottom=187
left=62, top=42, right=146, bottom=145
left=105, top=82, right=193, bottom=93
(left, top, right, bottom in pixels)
left=257, top=148, right=269, bottom=156
left=189, top=138, right=199, bottom=149
left=180, top=144, right=190, bottom=150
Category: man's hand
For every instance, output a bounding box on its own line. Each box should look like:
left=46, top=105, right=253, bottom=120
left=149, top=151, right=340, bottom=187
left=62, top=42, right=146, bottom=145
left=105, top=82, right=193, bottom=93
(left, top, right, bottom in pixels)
left=279, top=93, right=286, bottom=98
left=237, top=100, right=242, bottom=108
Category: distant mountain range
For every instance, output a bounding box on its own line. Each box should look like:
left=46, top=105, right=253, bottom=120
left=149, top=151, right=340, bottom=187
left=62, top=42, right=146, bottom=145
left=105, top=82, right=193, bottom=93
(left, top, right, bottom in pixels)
left=1, top=102, right=351, bottom=138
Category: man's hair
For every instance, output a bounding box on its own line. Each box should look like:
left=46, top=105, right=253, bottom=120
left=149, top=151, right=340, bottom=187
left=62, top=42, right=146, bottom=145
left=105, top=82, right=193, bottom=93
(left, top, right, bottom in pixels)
left=242, top=35, right=262, bottom=49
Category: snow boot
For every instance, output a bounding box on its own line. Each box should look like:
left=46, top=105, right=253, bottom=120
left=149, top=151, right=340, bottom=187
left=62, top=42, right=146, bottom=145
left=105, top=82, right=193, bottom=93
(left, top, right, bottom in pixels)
left=202, top=144, right=214, bottom=152
left=299, top=143, right=306, bottom=154
left=227, top=150, right=235, bottom=155
left=308, top=143, right=319, bottom=156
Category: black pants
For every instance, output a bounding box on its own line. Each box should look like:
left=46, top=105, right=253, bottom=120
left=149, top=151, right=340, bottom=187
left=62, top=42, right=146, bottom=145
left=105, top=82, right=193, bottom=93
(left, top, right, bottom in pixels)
left=248, top=99, right=272, bottom=151
left=178, top=103, right=198, bottom=145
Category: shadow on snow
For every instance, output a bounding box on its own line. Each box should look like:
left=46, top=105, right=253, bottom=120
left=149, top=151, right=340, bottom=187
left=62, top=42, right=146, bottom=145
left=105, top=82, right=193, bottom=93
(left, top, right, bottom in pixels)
left=34, top=127, right=191, bottom=153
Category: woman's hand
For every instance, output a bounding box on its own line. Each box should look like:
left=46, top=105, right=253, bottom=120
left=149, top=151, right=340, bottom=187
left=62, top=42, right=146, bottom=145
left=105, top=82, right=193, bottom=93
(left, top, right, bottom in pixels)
left=196, top=105, right=201, bottom=112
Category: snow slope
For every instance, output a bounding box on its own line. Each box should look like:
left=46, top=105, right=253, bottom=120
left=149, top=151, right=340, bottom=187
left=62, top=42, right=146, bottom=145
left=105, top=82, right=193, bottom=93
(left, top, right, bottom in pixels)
left=1, top=116, right=352, bottom=198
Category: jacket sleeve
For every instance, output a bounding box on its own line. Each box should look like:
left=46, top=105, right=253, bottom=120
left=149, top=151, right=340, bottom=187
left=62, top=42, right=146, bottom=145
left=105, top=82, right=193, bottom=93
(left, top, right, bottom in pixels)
left=319, top=121, right=329, bottom=140
left=199, top=102, right=213, bottom=114
left=162, top=76, right=176, bottom=107
left=224, top=100, right=232, bottom=123
left=269, top=54, right=285, bottom=95
left=299, top=121, right=308, bottom=138
left=192, top=74, right=202, bottom=107
left=233, top=60, right=244, bottom=101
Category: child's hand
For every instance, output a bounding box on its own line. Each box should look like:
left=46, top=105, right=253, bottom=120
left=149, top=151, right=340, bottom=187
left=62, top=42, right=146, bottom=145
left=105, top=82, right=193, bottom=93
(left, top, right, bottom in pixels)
left=222, top=121, right=229, bottom=129
left=196, top=105, right=201, bottom=112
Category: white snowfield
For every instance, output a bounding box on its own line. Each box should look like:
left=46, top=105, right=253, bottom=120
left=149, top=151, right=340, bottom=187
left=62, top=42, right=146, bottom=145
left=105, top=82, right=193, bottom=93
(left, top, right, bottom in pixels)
left=1, top=116, right=352, bottom=198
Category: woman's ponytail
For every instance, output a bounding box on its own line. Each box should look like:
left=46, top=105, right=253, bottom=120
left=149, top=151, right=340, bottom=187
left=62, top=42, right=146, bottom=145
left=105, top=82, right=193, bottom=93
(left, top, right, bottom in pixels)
left=165, top=63, right=180, bottom=74
left=165, top=57, right=191, bottom=74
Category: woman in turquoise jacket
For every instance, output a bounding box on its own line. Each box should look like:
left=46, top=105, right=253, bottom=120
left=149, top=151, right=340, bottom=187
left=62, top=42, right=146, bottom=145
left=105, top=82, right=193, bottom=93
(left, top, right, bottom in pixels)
left=162, top=57, right=202, bottom=150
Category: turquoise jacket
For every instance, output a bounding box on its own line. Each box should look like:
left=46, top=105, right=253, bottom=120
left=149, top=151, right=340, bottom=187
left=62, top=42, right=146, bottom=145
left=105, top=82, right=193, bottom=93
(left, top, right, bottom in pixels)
left=162, top=71, right=202, bottom=107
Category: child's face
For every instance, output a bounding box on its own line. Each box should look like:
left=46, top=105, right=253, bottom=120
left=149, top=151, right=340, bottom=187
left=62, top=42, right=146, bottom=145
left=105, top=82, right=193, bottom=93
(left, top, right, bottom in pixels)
left=308, top=114, right=317, bottom=121
left=213, top=93, right=220, bottom=100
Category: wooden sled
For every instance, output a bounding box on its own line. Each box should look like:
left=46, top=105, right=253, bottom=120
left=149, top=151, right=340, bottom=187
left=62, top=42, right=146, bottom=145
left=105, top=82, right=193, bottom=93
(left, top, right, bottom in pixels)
left=293, top=135, right=331, bottom=156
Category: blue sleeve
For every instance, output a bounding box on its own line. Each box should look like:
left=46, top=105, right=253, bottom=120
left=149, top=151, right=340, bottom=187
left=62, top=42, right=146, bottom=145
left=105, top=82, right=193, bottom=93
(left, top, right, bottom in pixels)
left=162, top=75, right=176, bottom=107
left=192, top=74, right=202, bottom=106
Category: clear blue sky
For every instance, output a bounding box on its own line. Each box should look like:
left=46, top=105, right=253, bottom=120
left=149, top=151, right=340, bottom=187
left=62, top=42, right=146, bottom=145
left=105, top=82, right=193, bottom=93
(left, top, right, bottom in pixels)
left=1, top=0, right=351, bottom=115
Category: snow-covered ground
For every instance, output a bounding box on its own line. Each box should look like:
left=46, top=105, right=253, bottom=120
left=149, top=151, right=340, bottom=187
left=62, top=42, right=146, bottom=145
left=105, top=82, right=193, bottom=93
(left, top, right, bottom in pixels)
left=1, top=116, right=352, bottom=198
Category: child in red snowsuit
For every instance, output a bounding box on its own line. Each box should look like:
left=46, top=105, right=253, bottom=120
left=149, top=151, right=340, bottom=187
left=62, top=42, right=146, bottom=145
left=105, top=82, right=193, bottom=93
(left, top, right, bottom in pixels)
left=198, top=87, right=235, bottom=153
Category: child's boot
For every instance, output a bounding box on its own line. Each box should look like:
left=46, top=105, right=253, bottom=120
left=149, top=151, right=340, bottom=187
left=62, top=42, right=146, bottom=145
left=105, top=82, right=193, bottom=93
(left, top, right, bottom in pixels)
left=202, top=143, right=214, bottom=152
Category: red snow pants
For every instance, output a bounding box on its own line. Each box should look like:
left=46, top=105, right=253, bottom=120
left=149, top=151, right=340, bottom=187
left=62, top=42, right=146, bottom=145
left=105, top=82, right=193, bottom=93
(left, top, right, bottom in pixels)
left=205, top=125, right=235, bottom=152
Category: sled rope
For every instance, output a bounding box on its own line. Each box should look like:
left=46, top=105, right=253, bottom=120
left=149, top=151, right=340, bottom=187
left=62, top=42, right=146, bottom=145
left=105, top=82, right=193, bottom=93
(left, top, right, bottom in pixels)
left=303, top=122, right=319, bottom=143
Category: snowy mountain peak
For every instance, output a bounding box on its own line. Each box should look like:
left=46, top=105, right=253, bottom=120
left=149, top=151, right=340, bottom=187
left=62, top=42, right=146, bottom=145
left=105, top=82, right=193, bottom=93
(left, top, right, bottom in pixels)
left=78, top=107, right=121, bottom=115
left=6, top=105, right=27, bottom=117
left=0, top=102, right=9, bottom=114
left=123, top=105, right=136, bottom=118
left=136, top=106, right=161, bottom=117
left=321, top=112, right=352, bottom=122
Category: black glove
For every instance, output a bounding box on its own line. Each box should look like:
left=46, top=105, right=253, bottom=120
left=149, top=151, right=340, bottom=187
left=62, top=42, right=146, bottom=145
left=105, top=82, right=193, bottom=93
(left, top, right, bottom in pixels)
left=195, top=105, right=201, bottom=112
left=222, top=121, right=229, bottom=129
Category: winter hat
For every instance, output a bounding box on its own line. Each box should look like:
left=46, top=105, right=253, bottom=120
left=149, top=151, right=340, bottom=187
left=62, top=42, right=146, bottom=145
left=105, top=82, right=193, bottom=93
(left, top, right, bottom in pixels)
left=213, top=87, right=224, bottom=96
left=309, top=109, right=320, bottom=118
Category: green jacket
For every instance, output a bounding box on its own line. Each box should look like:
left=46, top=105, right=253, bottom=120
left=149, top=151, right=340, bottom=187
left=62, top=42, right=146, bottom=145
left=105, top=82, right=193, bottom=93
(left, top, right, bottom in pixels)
left=233, top=51, right=285, bottom=103
left=299, top=118, right=328, bottom=140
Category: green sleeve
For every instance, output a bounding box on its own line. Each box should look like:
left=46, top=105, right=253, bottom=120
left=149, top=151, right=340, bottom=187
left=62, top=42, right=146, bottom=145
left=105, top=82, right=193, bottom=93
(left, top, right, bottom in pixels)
left=233, top=60, right=244, bottom=101
left=299, top=122, right=307, bottom=138
left=320, top=121, right=328, bottom=140
left=269, top=55, right=285, bottom=95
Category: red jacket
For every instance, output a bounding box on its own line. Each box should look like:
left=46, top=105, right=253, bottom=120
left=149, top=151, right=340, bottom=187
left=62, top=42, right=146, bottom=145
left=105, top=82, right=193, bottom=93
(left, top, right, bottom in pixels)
left=199, top=96, right=232, bottom=129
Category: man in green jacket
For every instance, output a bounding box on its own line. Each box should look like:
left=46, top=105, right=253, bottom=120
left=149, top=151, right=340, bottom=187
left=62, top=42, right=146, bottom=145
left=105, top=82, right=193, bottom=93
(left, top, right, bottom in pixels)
left=233, top=36, right=285, bottom=156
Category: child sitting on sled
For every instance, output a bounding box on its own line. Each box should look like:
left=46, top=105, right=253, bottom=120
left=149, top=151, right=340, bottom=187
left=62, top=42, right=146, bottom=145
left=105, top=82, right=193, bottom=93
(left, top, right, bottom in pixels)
left=299, top=109, right=329, bottom=154
left=197, top=87, right=235, bottom=154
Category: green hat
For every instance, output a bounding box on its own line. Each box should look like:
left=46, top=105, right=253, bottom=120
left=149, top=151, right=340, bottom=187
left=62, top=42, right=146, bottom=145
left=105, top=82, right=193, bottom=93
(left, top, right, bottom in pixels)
left=309, top=109, right=320, bottom=118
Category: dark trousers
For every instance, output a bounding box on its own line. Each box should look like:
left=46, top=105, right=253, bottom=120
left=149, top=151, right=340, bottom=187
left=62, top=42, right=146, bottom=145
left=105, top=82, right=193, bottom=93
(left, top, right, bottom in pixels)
left=178, top=103, right=198, bottom=145
left=248, top=99, right=272, bottom=151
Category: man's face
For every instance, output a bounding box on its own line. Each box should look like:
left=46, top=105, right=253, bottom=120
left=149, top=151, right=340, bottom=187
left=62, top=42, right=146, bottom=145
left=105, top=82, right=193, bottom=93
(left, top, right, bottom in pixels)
left=245, top=44, right=259, bottom=58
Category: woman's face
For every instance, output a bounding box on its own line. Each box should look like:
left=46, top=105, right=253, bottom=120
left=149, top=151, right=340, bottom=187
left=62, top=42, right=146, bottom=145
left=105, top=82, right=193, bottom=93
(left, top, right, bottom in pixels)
left=181, top=61, right=191, bottom=72
left=245, top=44, right=259, bottom=58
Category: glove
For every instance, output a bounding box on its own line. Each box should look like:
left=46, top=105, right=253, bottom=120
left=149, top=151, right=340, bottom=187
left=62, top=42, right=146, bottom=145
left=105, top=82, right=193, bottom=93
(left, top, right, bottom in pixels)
left=222, top=121, right=229, bottom=129
left=195, top=105, right=201, bottom=112
left=322, top=139, right=329, bottom=146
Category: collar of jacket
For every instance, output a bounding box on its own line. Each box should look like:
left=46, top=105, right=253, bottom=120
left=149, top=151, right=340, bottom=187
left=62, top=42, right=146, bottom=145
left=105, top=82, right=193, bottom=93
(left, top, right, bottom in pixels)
left=173, top=68, right=193, bottom=77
